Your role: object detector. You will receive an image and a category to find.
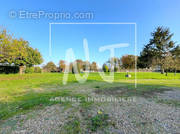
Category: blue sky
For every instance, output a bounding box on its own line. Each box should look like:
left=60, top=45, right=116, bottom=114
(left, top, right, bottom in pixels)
left=0, top=0, right=180, bottom=66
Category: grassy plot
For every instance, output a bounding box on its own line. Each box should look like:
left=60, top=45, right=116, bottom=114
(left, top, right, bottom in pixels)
left=0, top=72, right=180, bottom=121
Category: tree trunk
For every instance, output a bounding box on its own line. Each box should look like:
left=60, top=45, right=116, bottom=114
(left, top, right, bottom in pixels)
left=165, top=70, right=168, bottom=76
left=19, top=65, right=25, bottom=75
left=161, top=68, right=164, bottom=74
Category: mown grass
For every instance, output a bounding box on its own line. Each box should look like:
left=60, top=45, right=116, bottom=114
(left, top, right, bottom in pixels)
left=0, top=72, right=180, bottom=121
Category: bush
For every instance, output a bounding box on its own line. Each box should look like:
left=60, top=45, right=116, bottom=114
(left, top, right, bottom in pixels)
left=103, top=64, right=109, bottom=72
left=34, top=67, right=42, bottom=73
left=0, top=66, right=19, bottom=74
left=114, top=67, right=118, bottom=72
left=25, top=67, right=34, bottom=73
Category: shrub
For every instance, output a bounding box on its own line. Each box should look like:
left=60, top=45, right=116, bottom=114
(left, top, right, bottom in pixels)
left=103, top=64, right=109, bottom=72
left=25, top=67, right=34, bottom=73
left=114, top=67, right=118, bottom=72
left=0, top=66, right=19, bottom=74
left=34, top=67, right=42, bottom=73
left=95, top=86, right=100, bottom=88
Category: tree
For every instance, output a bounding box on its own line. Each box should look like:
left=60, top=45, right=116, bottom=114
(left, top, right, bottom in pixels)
left=26, top=46, right=43, bottom=67
left=90, top=61, right=98, bottom=72
left=0, top=29, right=43, bottom=74
left=107, top=57, right=120, bottom=72
left=162, top=53, right=174, bottom=76
left=75, top=59, right=83, bottom=69
left=59, top=60, right=65, bottom=72
left=43, top=61, right=57, bottom=72
left=142, top=27, right=175, bottom=74
left=82, top=61, right=90, bottom=71
left=121, top=55, right=136, bottom=69
left=0, top=29, right=12, bottom=64
left=170, top=45, right=180, bottom=75
left=69, top=62, right=73, bottom=73
left=72, top=62, right=81, bottom=74
left=102, top=64, right=109, bottom=72
left=138, top=44, right=154, bottom=68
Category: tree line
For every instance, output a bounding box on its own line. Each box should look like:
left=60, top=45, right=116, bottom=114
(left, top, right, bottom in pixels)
left=0, top=26, right=180, bottom=74
left=43, top=60, right=98, bottom=73
left=43, top=26, right=180, bottom=75
left=102, top=26, right=180, bottom=75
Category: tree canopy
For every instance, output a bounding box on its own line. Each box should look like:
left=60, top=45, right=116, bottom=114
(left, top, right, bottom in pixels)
left=121, top=55, right=136, bottom=69
left=138, top=26, right=177, bottom=73
left=0, top=29, right=43, bottom=68
left=43, top=61, right=57, bottom=72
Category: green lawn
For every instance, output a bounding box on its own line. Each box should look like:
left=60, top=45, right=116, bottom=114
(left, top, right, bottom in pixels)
left=0, top=72, right=180, bottom=120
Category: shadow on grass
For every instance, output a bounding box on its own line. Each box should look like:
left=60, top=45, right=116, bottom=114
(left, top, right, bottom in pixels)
left=94, top=83, right=173, bottom=98
left=94, top=82, right=180, bottom=107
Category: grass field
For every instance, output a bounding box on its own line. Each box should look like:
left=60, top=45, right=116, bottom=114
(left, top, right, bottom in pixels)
left=0, top=72, right=180, bottom=133
left=0, top=72, right=180, bottom=120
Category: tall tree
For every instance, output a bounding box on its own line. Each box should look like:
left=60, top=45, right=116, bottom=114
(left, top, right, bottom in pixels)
left=90, top=61, right=98, bottom=72
left=0, top=29, right=43, bottom=74
left=72, top=61, right=81, bottom=74
left=162, top=53, right=174, bottom=76
left=59, top=60, right=65, bottom=72
left=121, top=55, right=136, bottom=69
left=138, top=44, right=154, bottom=68
left=170, top=45, right=180, bottom=75
left=107, top=57, right=120, bottom=72
left=141, top=27, right=175, bottom=73
left=82, top=61, right=90, bottom=71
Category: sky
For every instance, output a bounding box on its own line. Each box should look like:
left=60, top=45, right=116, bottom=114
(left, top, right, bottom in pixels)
left=0, top=0, right=180, bottom=67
